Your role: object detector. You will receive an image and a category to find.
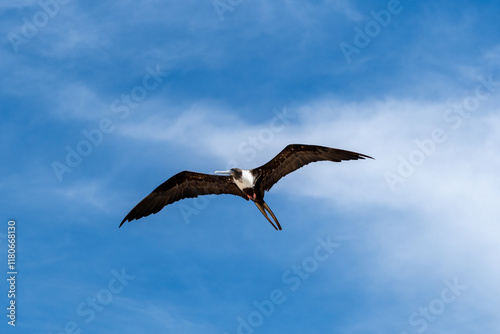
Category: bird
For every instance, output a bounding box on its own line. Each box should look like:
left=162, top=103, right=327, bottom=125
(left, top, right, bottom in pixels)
left=120, top=144, right=373, bottom=230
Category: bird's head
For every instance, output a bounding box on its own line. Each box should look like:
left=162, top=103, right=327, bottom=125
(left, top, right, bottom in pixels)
left=214, top=168, right=242, bottom=178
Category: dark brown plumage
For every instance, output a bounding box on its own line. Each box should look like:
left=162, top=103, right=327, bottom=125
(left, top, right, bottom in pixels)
left=120, top=144, right=373, bottom=229
left=254, top=144, right=373, bottom=195
left=120, top=172, right=246, bottom=227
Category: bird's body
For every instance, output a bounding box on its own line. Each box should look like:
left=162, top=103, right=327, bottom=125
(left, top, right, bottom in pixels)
left=232, top=169, right=257, bottom=199
left=120, top=144, right=373, bottom=230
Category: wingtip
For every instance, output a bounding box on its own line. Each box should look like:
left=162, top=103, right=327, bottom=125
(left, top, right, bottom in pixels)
left=356, top=151, right=374, bottom=160
left=119, top=218, right=127, bottom=228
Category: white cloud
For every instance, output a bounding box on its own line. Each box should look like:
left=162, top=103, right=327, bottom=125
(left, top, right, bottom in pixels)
left=52, top=83, right=109, bottom=121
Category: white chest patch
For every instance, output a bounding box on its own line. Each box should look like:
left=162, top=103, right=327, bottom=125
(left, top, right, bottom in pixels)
left=234, top=169, right=255, bottom=191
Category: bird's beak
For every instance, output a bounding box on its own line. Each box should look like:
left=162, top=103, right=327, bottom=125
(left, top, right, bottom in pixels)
left=214, top=170, right=231, bottom=175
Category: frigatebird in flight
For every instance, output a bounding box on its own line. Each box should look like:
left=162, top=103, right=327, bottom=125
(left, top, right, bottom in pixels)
left=120, top=144, right=372, bottom=230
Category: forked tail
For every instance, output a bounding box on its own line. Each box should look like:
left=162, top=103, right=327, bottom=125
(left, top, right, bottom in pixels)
left=254, top=201, right=282, bottom=230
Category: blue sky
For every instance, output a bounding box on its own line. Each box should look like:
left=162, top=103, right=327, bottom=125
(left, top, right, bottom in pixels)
left=1, top=0, right=500, bottom=333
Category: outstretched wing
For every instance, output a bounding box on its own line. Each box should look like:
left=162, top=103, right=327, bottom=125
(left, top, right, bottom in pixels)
left=120, top=171, right=246, bottom=226
left=254, top=144, right=373, bottom=194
